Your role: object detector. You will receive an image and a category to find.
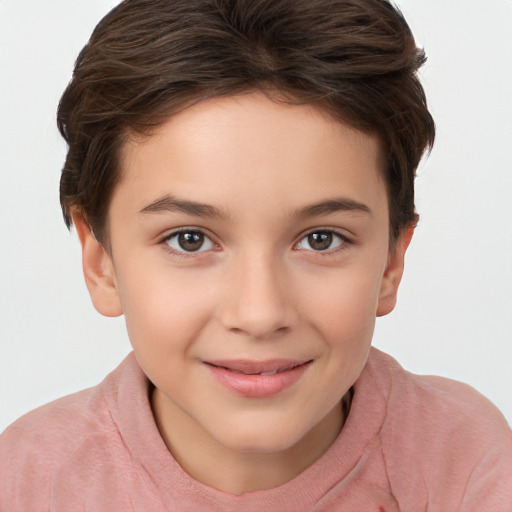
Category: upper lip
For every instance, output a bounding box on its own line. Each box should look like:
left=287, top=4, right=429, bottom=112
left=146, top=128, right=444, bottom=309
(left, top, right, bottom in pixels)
left=204, top=359, right=312, bottom=375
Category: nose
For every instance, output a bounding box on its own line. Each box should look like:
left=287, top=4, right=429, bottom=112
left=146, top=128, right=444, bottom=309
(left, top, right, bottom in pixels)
left=218, top=252, right=298, bottom=339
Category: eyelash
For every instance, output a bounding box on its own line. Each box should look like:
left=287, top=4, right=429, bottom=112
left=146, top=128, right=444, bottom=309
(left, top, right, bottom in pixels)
left=160, top=228, right=219, bottom=259
left=159, top=227, right=352, bottom=259
left=294, top=228, right=352, bottom=256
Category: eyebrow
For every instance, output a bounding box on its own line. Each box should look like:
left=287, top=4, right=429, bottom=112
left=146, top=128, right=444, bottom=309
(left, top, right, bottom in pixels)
left=294, top=198, right=372, bottom=218
left=139, top=194, right=371, bottom=220
left=139, top=194, right=227, bottom=219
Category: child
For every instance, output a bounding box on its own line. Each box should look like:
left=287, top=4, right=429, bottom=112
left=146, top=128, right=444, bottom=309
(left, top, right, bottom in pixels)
left=1, top=0, right=511, bottom=510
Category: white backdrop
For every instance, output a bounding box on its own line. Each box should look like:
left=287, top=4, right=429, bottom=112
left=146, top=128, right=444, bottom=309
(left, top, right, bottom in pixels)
left=0, top=0, right=511, bottom=432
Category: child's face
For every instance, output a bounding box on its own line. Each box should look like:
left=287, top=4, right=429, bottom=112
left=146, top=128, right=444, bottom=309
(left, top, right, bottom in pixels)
left=79, top=92, right=408, bottom=465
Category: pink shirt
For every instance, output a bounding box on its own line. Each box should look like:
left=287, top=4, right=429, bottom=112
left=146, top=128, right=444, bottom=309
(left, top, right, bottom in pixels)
left=1, top=348, right=511, bottom=511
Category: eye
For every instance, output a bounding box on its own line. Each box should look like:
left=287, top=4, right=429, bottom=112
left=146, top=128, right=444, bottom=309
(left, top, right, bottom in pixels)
left=164, top=230, right=215, bottom=253
left=296, top=230, right=346, bottom=252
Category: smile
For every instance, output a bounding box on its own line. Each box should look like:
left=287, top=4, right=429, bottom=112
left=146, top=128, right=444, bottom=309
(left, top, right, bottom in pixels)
left=204, top=359, right=313, bottom=397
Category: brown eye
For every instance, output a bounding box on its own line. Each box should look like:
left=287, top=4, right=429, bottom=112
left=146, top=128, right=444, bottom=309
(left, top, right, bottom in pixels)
left=297, top=231, right=345, bottom=252
left=308, top=232, right=332, bottom=251
left=165, top=230, right=214, bottom=253
left=178, top=232, right=204, bottom=251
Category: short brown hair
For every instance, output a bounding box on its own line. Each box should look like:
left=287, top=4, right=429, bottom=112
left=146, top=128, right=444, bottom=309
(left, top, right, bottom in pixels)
left=58, top=0, right=435, bottom=245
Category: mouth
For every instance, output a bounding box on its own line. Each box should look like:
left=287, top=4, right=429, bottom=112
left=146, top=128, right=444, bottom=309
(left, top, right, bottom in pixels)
left=203, top=359, right=313, bottom=397
left=205, top=359, right=312, bottom=375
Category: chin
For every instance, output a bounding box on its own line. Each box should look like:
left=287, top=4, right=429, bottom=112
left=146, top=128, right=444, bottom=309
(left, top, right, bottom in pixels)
left=212, top=419, right=309, bottom=455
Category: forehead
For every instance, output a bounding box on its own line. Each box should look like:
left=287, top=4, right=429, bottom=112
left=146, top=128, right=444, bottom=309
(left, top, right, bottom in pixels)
left=114, top=92, right=388, bottom=223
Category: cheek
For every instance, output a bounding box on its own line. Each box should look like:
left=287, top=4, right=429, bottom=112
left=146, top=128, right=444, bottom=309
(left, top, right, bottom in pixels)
left=298, top=262, right=384, bottom=334
left=316, top=289, right=377, bottom=364
left=295, top=261, right=385, bottom=388
left=116, top=265, right=216, bottom=358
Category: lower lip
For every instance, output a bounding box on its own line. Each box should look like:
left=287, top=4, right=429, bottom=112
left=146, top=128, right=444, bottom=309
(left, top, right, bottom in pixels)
left=205, top=362, right=311, bottom=398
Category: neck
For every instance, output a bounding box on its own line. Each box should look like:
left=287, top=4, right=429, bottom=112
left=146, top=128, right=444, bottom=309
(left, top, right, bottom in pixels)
left=151, top=389, right=351, bottom=495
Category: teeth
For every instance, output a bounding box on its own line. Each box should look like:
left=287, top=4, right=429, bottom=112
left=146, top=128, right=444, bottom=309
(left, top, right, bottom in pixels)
left=215, top=363, right=308, bottom=376
left=226, top=368, right=279, bottom=376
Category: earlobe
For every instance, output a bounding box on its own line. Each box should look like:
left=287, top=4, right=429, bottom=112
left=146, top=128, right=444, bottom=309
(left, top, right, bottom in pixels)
left=376, top=226, right=414, bottom=317
left=72, top=212, right=123, bottom=318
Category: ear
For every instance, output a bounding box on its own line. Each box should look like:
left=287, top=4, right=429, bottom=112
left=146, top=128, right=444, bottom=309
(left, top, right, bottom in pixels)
left=72, top=212, right=123, bottom=318
left=376, top=225, right=414, bottom=317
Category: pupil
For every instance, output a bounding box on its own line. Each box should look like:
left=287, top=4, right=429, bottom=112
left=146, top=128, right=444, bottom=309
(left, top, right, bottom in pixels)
left=178, top=232, right=204, bottom=251
left=308, top=232, right=332, bottom=251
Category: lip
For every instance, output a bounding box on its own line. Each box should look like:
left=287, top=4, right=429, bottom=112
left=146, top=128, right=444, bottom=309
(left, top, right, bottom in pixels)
left=204, top=359, right=312, bottom=398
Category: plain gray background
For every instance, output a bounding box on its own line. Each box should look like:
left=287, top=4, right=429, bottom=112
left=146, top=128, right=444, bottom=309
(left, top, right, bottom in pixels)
left=1, top=0, right=511, bottom=432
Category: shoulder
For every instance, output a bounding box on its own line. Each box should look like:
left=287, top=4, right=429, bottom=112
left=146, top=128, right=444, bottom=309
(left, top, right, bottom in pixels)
left=0, top=356, right=128, bottom=455
left=0, top=380, right=112, bottom=454
left=366, top=347, right=511, bottom=438
left=0, top=354, right=138, bottom=509
left=364, top=348, right=512, bottom=510
left=0, top=387, right=103, bottom=509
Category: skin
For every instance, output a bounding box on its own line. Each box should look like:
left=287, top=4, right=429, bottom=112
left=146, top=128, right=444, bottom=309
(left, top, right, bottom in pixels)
left=74, top=91, right=412, bottom=495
